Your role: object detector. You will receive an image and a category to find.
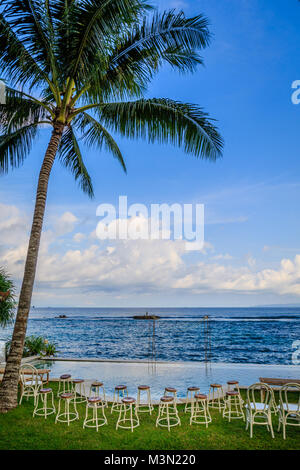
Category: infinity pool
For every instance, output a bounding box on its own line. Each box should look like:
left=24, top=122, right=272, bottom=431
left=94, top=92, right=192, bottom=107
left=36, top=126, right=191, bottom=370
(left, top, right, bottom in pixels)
left=34, top=359, right=300, bottom=400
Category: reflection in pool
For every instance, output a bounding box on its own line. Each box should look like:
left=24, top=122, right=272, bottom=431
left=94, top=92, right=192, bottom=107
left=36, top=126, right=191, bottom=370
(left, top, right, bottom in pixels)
left=34, top=359, right=300, bottom=400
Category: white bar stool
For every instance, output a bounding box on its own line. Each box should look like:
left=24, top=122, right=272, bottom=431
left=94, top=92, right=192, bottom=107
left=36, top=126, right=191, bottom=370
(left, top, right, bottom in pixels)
left=185, top=386, right=200, bottom=413
left=71, top=379, right=87, bottom=404
left=111, top=385, right=128, bottom=413
left=190, top=393, right=212, bottom=428
left=227, top=380, right=240, bottom=393
left=33, top=388, right=56, bottom=419
left=90, top=381, right=107, bottom=407
left=57, top=374, right=72, bottom=397
left=83, top=397, right=108, bottom=431
left=223, top=391, right=245, bottom=422
left=136, top=385, right=153, bottom=415
left=116, top=397, right=139, bottom=432
left=156, top=396, right=181, bottom=432
left=227, top=380, right=244, bottom=406
left=208, top=383, right=225, bottom=412
left=55, top=392, right=79, bottom=426
left=164, top=387, right=177, bottom=402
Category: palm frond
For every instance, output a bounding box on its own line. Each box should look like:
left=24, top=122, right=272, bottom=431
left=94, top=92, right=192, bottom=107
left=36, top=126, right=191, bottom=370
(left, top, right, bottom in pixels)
left=2, top=0, right=59, bottom=87
left=110, top=10, right=210, bottom=66
left=0, top=12, right=49, bottom=90
left=76, top=112, right=127, bottom=172
left=85, top=45, right=203, bottom=103
left=58, top=126, right=94, bottom=197
left=64, top=0, right=150, bottom=82
left=0, top=123, right=39, bottom=174
left=50, top=0, right=77, bottom=81
left=0, top=87, right=51, bottom=132
left=97, top=98, right=223, bottom=160
left=83, top=9, right=209, bottom=102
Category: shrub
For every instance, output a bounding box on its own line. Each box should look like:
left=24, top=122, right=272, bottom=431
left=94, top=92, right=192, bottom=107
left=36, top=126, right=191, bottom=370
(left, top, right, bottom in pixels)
left=0, top=268, right=16, bottom=327
left=42, top=341, right=58, bottom=357
left=5, top=335, right=58, bottom=359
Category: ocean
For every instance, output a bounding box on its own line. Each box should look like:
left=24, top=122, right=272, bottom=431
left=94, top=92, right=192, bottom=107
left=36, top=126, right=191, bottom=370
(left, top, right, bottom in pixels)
left=1, top=307, right=300, bottom=365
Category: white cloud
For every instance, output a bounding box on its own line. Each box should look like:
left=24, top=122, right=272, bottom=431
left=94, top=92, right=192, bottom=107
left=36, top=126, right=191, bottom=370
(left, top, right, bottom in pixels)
left=54, top=211, right=78, bottom=236
left=73, top=232, right=86, bottom=243
left=1, top=203, right=300, bottom=300
left=0, top=203, right=29, bottom=246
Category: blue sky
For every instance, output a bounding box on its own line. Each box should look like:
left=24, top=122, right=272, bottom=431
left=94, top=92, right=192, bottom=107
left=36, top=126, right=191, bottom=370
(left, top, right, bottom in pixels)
left=1, top=0, right=300, bottom=307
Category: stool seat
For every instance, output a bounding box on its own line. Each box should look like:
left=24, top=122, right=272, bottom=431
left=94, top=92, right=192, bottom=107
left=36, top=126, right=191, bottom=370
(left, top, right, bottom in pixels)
left=60, top=374, right=71, bottom=380
left=138, top=385, right=150, bottom=390
left=161, top=396, right=174, bottom=403
left=40, top=388, right=52, bottom=394
left=91, top=381, right=103, bottom=387
left=210, top=383, right=222, bottom=388
left=60, top=393, right=74, bottom=399
left=165, top=387, right=177, bottom=393
left=188, top=386, right=200, bottom=391
left=115, top=384, right=127, bottom=390
left=122, top=397, right=135, bottom=404
left=88, top=397, right=102, bottom=404
left=227, top=391, right=239, bottom=396
left=72, top=378, right=84, bottom=384
left=227, top=380, right=239, bottom=385
left=195, top=393, right=207, bottom=400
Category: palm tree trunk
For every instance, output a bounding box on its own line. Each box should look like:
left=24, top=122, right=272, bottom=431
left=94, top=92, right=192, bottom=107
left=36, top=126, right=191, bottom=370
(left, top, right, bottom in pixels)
left=0, top=123, right=64, bottom=412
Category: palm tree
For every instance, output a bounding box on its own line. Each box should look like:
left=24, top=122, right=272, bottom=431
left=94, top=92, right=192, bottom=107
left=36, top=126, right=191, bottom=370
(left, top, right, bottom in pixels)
left=0, top=0, right=223, bottom=412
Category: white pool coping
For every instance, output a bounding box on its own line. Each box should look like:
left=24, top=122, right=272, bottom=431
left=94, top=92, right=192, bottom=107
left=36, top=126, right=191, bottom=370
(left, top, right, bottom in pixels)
left=35, top=356, right=300, bottom=369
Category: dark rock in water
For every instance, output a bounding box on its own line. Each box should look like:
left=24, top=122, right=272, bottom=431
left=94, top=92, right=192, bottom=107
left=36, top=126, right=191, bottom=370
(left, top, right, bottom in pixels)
left=56, top=314, right=67, bottom=318
left=132, top=315, right=160, bottom=320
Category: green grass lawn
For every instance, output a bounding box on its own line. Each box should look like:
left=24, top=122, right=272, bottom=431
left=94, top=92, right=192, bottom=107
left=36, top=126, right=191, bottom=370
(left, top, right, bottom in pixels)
left=0, top=382, right=299, bottom=450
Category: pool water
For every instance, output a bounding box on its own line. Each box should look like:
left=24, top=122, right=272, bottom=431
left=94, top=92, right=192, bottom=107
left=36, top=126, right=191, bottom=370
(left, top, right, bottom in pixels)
left=34, top=359, right=300, bottom=400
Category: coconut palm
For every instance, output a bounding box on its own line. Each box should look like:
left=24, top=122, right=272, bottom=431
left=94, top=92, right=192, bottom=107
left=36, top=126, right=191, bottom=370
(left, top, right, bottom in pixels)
left=0, top=0, right=223, bottom=411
